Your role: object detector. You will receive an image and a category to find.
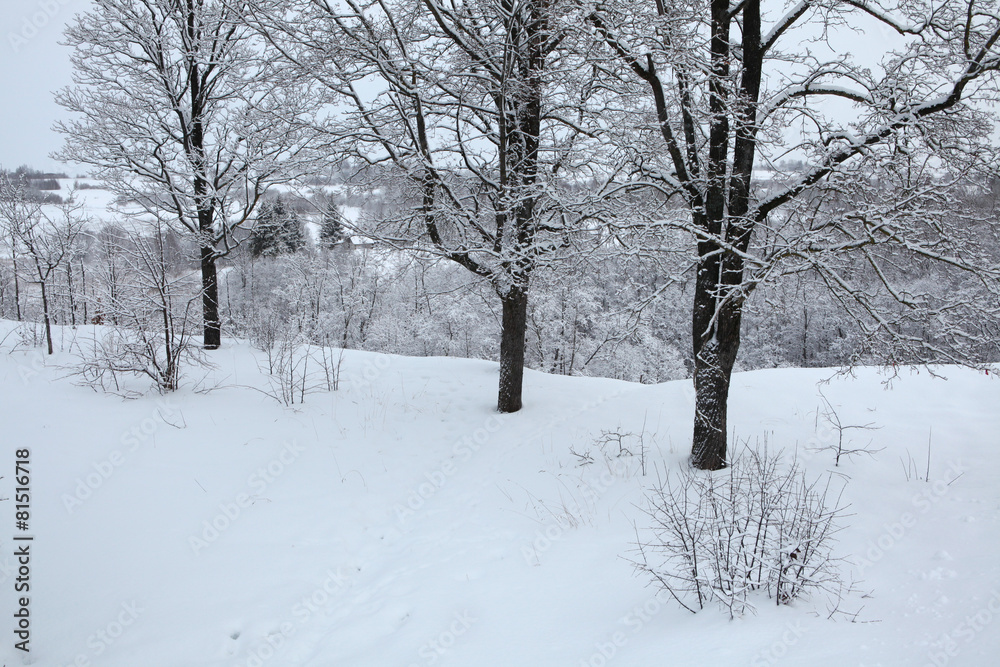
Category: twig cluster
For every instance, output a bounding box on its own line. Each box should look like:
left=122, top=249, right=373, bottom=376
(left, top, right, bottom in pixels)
left=251, top=330, right=344, bottom=406
left=811, top=388, right=884, bottom=466
left=634, top=444, right=848, bottom=618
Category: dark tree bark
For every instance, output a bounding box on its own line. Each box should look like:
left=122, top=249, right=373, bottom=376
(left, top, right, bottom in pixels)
left=81, top=261, right=88, bottom=324
left=200, top=245, right=221, bottom=349
left=39, top=280, right=53, bottom=356
left=690, top=256, right=745, bottom=469
left=67, top=262, right=77, bottom=327
left=498, top=287, right=529, bottom=413
left=186, top=0, right=221, bottom=350
left=10, top=244, right=21, bottom=321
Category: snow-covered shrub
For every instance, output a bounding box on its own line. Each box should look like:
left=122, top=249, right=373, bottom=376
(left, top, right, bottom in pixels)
left=15, top=321, right=45, bottom=350
left=257, top=334, right=316, bottom=405
left=634, top=445, right=846, bottom=618
left=71, top=223, right=202, bottom=395
left=72, top=323, right=202, bottom=395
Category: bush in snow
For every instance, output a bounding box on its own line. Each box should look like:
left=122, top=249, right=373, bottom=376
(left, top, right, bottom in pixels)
left=634, top=444, right=847, bottom=618
left=71, top=223, right=203, bottom=395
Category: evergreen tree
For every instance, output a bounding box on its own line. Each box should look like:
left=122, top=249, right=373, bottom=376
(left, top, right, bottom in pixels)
left=318, top=200, right=345, bottom=249
left=249, top=196, right=304, bottom=257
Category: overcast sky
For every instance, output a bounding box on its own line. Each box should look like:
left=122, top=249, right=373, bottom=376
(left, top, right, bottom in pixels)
left=0, top=0, right=903, bottom=176
left=1, top=0, right=82, bottom=173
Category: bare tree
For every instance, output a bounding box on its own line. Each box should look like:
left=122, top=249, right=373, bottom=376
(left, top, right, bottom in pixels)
left=2, top=211, right=23, bottom=322
left=247, top=0, right=609, bottom=412
left=76, top=219, right=201, bottom=393
left=589, top=0, right=1000, bottom=469
left=55, top=0, right=321, bottom=349
left=0, top=176, right=86, bottom=355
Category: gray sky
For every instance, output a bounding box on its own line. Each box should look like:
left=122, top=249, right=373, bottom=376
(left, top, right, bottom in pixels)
left=1, top=0, right=82, bottom=173
left=0, top=0, right=902, bottom=176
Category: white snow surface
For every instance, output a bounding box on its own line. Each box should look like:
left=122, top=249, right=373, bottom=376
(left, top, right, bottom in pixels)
left=0, top=322, right=998, bottom=667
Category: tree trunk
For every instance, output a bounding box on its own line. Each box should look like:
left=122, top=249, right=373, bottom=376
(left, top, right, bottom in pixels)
left=691, top=342, right=735, bottom=470
left=67, top=262, right=77, bottom=327
left=498, top=287, right=528, bottom=413
left=81, top=261, right=88, bottom=325
left=201, top=245, right=221, bottom=350
left=40, top=280, right=53, bottom=356
left=690, top=252, right=744, bottom=470
left=11, top=246, right=21, bottom=321
left=186, top=11, right=219, bottom=352
left=802, top=303, right=809, bottom=365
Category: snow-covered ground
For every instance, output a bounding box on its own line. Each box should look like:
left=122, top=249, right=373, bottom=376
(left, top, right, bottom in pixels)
left=57, top=179, right=120, bottom=225
left=0, top=321, right=997, bottom=666
left=53, top=178, right=364, bottom=238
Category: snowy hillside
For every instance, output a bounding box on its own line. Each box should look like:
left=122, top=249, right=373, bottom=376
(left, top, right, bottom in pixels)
left=0, top=322, right=998, bottom=666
